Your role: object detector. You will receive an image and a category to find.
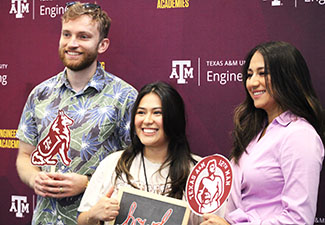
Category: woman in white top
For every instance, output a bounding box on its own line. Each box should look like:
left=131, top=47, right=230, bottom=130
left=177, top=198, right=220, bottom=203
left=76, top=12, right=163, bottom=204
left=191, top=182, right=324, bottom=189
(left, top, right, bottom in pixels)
left=77, top=81, right=206, bottom=225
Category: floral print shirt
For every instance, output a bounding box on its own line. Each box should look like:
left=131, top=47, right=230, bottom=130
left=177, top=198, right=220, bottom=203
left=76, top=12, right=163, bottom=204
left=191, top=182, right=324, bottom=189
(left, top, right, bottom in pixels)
left=16, top=62, right=138, bottom=225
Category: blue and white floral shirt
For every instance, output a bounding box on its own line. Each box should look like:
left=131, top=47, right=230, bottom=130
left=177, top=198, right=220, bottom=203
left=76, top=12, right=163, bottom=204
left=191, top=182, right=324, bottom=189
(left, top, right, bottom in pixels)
left=16, top=62, right=138, bottom=225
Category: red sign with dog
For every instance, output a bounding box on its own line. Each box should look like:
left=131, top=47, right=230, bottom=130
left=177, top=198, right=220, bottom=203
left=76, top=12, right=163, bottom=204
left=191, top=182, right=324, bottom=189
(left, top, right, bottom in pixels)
left=31, top=110, right=74, bottom=166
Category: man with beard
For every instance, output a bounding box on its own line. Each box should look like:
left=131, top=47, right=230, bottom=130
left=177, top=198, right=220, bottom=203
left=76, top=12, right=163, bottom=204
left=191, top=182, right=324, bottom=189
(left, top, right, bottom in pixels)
left=15, top=2, right=137, bottom=224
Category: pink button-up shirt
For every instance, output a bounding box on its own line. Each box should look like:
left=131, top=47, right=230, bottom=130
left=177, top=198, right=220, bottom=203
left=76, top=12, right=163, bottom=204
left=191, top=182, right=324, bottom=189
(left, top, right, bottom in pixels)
left=225, top=111, right=324, bottom=225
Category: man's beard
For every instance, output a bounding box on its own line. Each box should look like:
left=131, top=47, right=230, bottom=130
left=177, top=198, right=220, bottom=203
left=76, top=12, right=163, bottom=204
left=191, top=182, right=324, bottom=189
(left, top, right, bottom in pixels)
left=59, top=46, right=98, bottom=71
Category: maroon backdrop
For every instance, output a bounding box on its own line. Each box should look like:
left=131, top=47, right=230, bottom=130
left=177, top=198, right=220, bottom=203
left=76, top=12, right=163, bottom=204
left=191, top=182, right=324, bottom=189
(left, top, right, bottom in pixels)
left=0, top=0, right=324, bottom=224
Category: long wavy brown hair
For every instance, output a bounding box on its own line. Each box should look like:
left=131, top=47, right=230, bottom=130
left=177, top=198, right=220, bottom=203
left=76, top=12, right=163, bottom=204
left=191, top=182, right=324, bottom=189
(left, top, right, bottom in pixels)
left=115, top=82, right=197, bottom=199
left=231, top=41, right=324, bottom=164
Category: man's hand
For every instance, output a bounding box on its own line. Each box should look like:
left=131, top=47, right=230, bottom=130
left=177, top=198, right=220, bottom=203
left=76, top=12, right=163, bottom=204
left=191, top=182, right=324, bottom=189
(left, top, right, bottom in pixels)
left=32, top=172, right=88, bottom=198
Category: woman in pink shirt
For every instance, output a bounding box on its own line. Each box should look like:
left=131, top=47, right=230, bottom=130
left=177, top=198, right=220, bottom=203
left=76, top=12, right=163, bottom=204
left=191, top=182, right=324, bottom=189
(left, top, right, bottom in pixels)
left=201, top=41, right=324, bottom=225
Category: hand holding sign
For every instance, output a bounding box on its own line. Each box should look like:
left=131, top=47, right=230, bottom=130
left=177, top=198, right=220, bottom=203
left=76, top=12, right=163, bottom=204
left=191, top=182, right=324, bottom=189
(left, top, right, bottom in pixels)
left=201, top=214, right=230, bottom=225
left=33, top=172, right=86, bottom=198
left=88, top=186, right=119, bottom=225
left=105, top=187, right=120, bottom=221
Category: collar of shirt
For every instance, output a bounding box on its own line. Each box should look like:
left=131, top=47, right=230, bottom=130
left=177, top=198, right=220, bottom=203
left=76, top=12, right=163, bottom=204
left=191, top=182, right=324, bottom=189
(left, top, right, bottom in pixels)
left=271, top=110, right=298, bottom=127
left=56, top=61, right=111, bottom=93
left=250, top=111, right=298, bottom=149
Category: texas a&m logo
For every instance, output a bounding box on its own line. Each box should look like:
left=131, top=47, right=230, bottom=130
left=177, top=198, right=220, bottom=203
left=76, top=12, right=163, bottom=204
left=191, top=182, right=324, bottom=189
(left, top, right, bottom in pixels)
left=31, top=110, right=74, bottom=166
left=9, top=195, right=29, bottom=218
left=169, top=60, right=194, bottom=84
left=186, top=154, right=232, bottom=215
left=9, top=0, right=30, bottom=18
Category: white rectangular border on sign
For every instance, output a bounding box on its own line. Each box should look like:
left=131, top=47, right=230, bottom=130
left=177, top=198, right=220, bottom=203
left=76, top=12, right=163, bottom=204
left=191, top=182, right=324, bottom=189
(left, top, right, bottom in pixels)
left=108, top=186, right=190, bottom=225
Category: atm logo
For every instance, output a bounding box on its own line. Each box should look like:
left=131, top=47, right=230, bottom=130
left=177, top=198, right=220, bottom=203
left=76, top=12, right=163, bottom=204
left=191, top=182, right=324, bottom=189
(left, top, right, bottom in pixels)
left=9, top=195, right=30, bottom=218
left=169, top=60, right=194, bottom=84
left=9, top=0, right=30, bottom=18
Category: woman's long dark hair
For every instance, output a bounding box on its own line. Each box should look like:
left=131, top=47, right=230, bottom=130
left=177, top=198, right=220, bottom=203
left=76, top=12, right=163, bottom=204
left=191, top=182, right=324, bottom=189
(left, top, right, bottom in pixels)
left=231, top=41, right=324, bottom=164
left=115, top=81, right=197, bottom=199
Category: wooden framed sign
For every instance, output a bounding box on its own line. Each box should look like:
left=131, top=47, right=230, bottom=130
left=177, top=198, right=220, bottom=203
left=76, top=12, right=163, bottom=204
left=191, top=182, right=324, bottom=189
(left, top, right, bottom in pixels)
left=108, top=187, right=190, bottom=225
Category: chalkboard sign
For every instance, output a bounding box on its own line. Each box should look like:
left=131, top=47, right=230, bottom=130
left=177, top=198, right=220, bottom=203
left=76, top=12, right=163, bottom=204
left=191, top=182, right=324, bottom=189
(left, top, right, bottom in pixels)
left=108, top=187, right=190, bottom=225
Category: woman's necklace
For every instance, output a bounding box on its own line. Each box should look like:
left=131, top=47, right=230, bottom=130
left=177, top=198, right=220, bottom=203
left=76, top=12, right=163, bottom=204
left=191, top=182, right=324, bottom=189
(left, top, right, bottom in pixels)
left=141, top=151, right=169, bottom=194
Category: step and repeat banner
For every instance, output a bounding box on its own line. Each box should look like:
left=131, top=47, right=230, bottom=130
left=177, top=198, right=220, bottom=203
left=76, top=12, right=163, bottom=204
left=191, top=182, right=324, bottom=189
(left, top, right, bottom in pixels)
left=0, top=0, right=324, bottom=224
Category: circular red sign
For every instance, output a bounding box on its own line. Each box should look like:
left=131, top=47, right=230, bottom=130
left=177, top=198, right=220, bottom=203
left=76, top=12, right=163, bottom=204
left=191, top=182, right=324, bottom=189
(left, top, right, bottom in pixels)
left=186, top=154, right=233, bottom=215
